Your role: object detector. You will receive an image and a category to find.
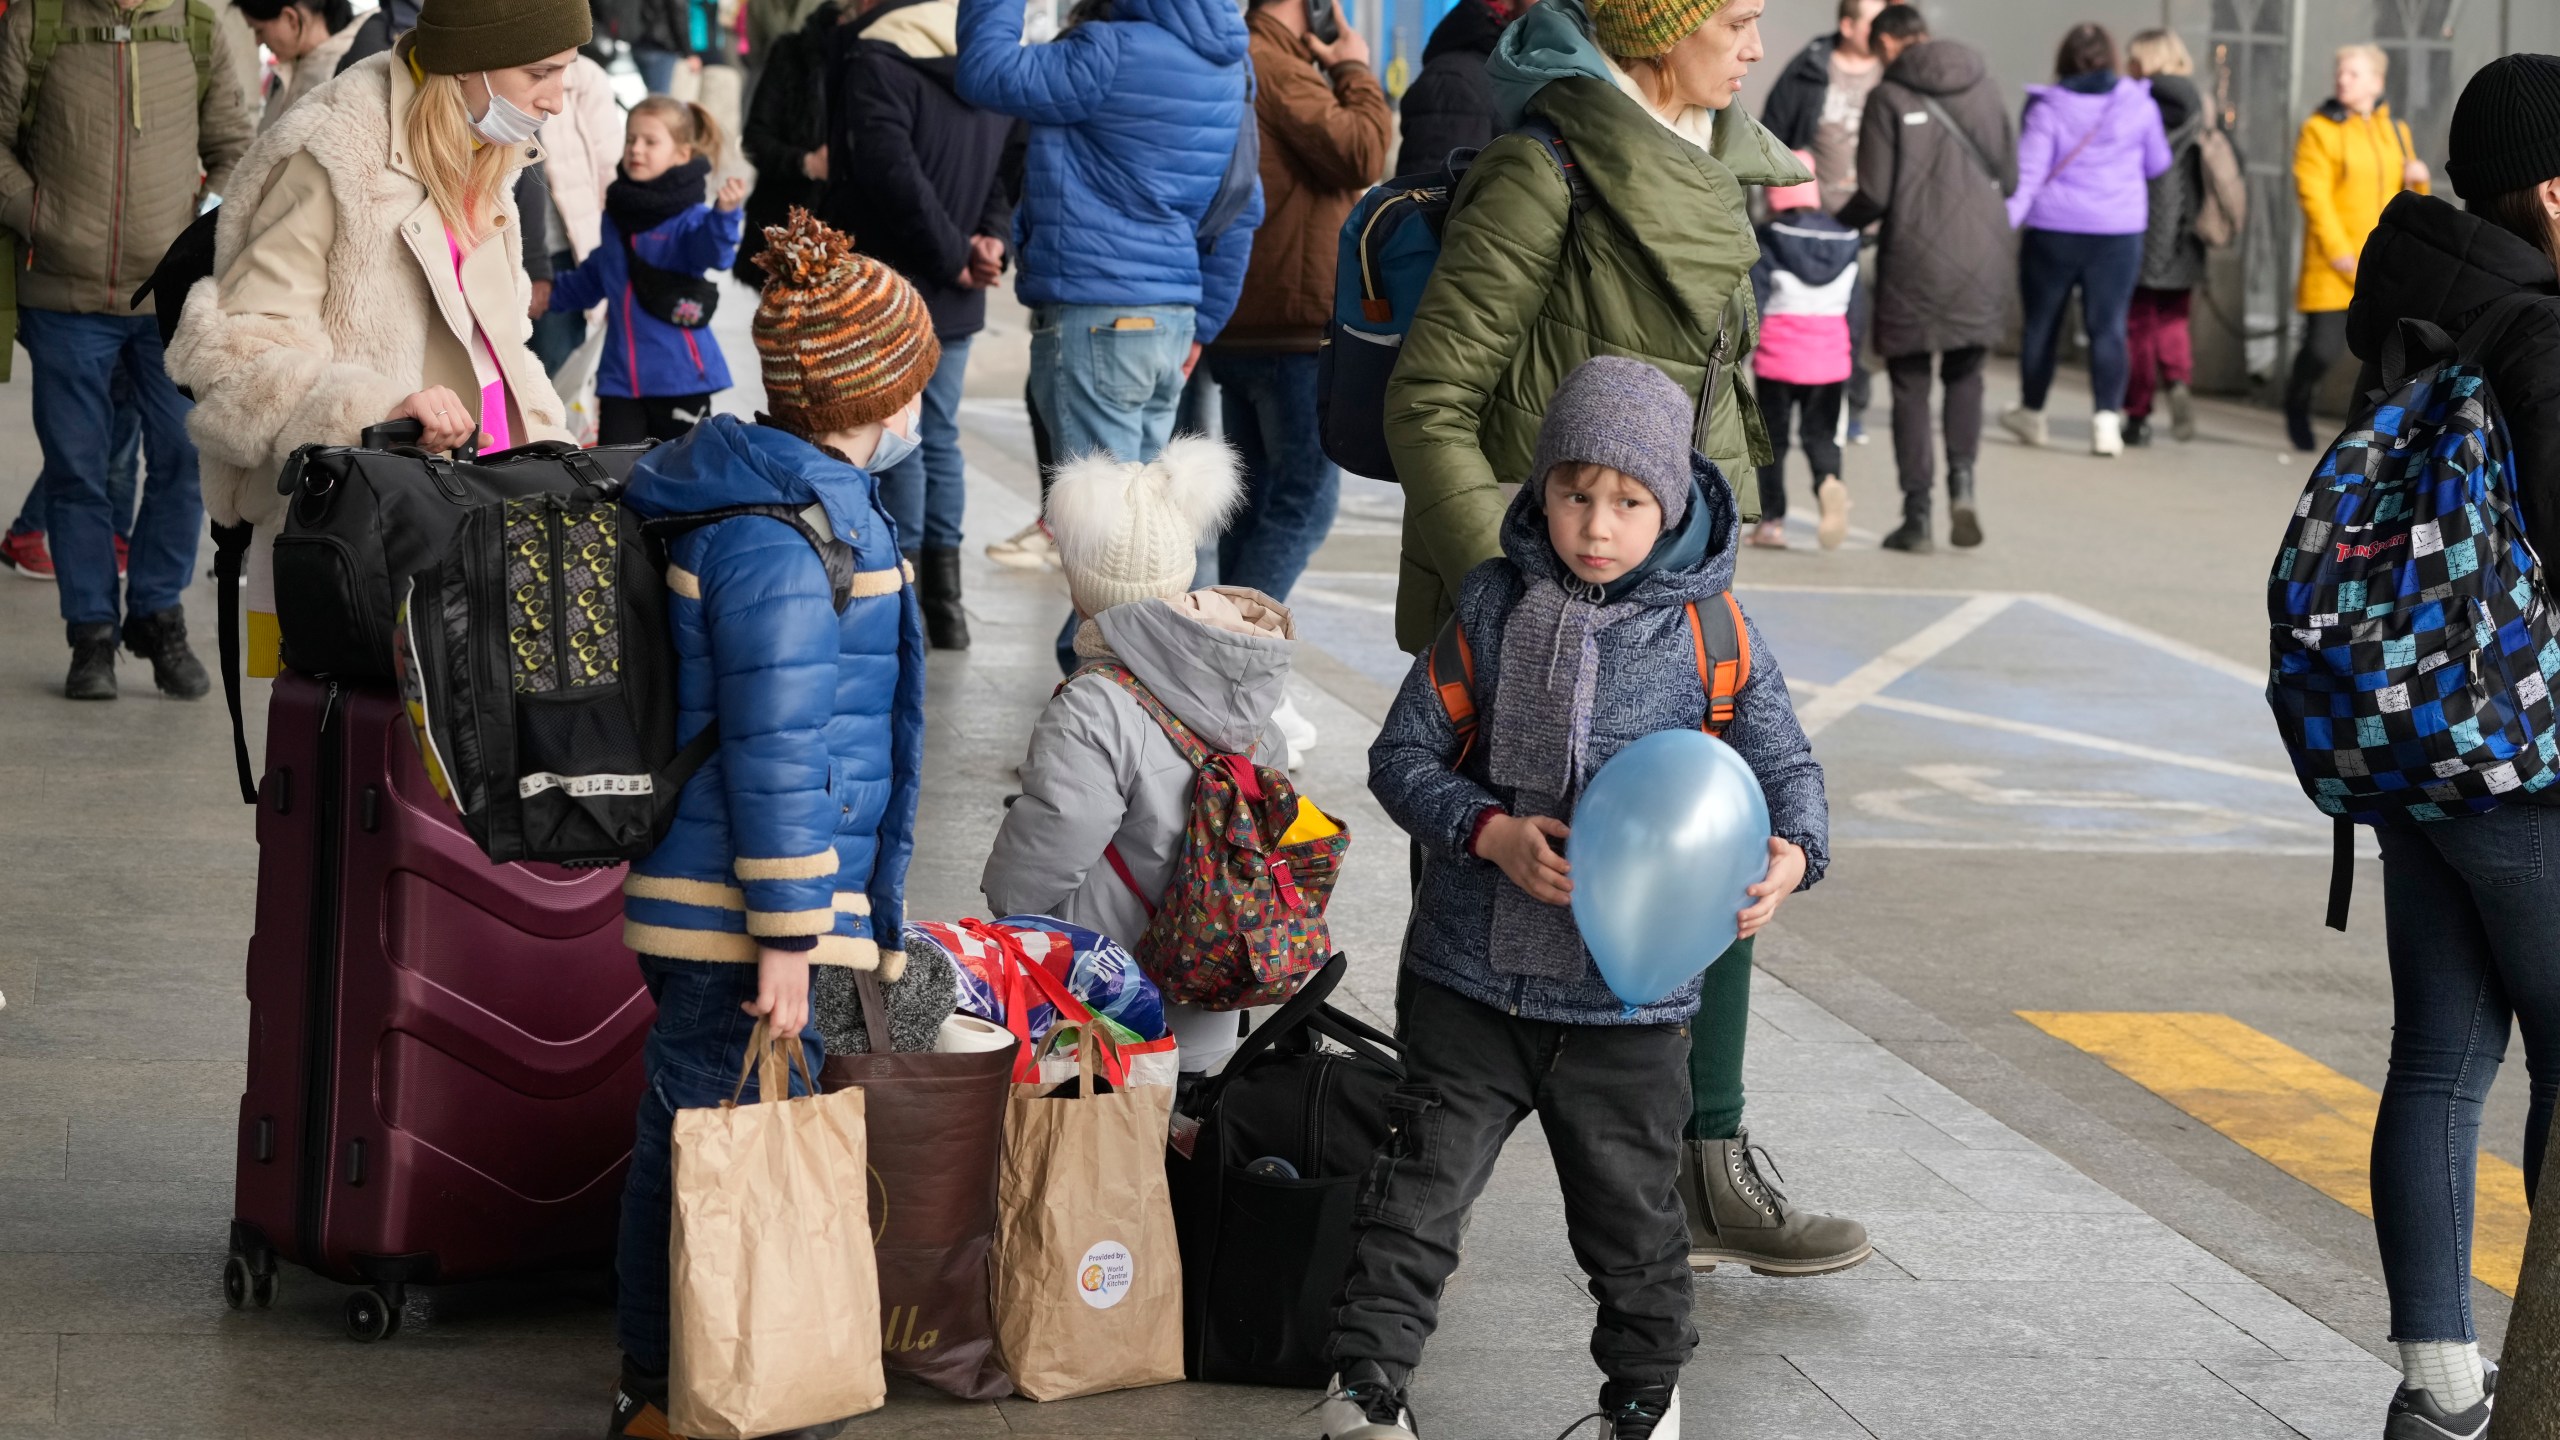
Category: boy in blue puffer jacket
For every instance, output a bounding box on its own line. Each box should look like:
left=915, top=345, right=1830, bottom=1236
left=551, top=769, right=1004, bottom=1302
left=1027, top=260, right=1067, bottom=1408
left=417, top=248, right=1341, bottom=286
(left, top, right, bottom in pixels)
left=552, top=96, right=750, bottom=446
left=1320, top=358, right=1832, bottom=1440
left=603, top=212, right=933, bottom=1440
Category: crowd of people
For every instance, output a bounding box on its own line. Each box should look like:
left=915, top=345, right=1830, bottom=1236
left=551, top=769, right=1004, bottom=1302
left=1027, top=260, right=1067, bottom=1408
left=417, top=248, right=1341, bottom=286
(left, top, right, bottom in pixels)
left=0, top=0, right=2551, bottom=1435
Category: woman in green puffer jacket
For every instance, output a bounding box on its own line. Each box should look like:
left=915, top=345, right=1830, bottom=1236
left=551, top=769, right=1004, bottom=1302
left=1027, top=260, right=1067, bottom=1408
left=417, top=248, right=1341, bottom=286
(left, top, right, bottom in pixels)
left=1384, top=0, right=1871, bottom=1288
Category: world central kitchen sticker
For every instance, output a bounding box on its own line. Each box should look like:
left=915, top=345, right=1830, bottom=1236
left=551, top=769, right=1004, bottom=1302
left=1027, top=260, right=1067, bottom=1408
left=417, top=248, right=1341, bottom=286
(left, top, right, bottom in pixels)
left=1077, top=1240, right=1134, bottom=1309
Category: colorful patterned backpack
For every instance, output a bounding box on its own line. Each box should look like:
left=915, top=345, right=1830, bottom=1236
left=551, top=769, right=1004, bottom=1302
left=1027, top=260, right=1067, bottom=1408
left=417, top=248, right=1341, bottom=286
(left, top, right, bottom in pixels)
left=1070, top=663, right=1351, bottom=1011
left=2267, top=293, right=2560, bottom=930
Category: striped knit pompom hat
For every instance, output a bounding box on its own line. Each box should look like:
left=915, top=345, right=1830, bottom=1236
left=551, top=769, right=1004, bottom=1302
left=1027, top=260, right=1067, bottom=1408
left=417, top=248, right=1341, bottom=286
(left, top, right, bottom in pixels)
left=751, top=208, right=940, bottom=438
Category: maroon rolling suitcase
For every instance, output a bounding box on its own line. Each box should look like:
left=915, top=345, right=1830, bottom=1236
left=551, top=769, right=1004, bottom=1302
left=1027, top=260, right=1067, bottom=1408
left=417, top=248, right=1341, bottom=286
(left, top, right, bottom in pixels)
left=223, top=671, right=653, bottom=1341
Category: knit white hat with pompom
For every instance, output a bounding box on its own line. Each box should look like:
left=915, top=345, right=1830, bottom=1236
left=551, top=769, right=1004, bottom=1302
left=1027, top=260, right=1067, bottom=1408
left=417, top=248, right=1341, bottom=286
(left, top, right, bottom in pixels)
left=1044, top=436, right=1243, bottom=617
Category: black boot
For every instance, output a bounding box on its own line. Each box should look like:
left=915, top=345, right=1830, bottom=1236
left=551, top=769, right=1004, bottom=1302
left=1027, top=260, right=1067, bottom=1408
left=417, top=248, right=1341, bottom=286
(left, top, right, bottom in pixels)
left=1879, top=493, right=1934, bottom=553
left=920, top=546, right=970, bottom=651
left=2285, top=403, right=2317, bottom=454
left=121, top=607, right=211, bottom=699
left=1946, top=463, right=1982, bottom=549
left=65, top=622, right=117, bottom=700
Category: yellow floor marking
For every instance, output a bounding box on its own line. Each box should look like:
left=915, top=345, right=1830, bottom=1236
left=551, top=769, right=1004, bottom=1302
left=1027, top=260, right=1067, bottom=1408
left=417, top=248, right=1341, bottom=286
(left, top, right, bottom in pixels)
left=2018, top=1011, right=2528, bottom=1296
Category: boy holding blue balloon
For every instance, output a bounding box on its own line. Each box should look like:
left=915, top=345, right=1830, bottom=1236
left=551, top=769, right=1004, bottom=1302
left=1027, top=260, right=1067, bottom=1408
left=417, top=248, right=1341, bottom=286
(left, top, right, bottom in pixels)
left=1317, top=356, right=1831, bottom=1440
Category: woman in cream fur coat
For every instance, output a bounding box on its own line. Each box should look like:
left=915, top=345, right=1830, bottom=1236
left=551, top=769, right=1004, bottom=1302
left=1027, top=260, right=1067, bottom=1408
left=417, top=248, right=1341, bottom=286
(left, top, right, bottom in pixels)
left=167, top=0, right=589, bottom=674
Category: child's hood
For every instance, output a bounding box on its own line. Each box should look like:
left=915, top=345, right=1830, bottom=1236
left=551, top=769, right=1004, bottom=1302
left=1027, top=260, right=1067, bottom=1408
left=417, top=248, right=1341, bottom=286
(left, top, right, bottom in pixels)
left=1093, top=586, right=1295, bottom=754
left=1498, top=454, right=1739, bottom=609
left=618, top=414, right=901, bottom=571
left=1757, top=211, right=1860, bottom=287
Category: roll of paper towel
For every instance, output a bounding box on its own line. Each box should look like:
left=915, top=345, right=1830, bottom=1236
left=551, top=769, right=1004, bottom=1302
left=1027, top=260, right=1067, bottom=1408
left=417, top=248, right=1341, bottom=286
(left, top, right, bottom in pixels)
left=935, top=1014, right=1013, bottom=1054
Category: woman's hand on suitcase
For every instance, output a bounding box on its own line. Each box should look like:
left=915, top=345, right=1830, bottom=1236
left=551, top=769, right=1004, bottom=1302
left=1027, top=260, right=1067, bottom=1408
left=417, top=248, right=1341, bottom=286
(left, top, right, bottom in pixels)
left=745, top=947, right=812, bottom=1040
left=385, top=387, right=481, bottom=454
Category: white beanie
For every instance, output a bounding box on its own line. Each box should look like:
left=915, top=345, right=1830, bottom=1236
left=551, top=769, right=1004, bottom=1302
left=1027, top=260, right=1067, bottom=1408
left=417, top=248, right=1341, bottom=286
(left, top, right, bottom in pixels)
left=1044, top=436, right=1244, bottom=617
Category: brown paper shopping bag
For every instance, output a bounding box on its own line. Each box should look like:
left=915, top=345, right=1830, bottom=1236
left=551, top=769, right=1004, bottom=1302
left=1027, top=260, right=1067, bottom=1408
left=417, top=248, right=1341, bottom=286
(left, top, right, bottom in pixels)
left=992, top=1029, right=1186, bottom=1401
left=670, top=1027, right=885, bottom=1439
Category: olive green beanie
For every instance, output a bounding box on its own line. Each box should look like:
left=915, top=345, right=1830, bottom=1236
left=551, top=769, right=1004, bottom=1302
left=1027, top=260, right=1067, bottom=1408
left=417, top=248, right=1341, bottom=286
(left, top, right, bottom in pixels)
left=410, top=0, right=592, bottom=75
left=1588, top=0, right=1727, bottom=60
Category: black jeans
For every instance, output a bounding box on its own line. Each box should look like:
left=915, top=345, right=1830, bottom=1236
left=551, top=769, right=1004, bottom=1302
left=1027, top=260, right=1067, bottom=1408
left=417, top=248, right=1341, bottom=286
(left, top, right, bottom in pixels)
left=1752, top=377, right=1845, bottom=520
left=1330, top=977, right=1696, bottom=1389
left=2286, top=311, right=2352, bottom=420
left=600, top=393, right=715, bottom=445
left=1885, top=346, right=1987, bottom=500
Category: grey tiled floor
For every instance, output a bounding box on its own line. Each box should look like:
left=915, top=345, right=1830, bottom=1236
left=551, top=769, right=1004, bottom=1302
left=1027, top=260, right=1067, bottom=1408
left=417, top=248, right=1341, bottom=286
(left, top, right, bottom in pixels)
left=0, top=307, right=2408, bottom=1436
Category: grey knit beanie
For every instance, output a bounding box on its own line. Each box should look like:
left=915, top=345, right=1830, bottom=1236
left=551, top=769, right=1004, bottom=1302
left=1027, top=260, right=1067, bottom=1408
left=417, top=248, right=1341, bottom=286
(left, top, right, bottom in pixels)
left=1529, top=357, right=1696, bottom=527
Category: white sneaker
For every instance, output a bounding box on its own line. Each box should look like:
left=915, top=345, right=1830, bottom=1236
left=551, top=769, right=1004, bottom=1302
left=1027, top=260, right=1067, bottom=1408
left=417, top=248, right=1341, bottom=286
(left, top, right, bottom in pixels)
left=985, top=520, right=1059, bottom=572
left=2091, top=410, right=2124, bottom=457
left=1999, top=405, right=2047, bottom=448
left=1813, top=476, right=1850, bottom=550
left=1274, top=695, right=1317, bottom=770
left=1315, top=1369, right=1418, bottom=1440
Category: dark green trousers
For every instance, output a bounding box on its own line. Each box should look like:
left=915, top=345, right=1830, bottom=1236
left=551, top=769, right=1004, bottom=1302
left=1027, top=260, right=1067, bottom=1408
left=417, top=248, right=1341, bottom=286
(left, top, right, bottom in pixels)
left=1686, top=937, right=1752, bottom=1141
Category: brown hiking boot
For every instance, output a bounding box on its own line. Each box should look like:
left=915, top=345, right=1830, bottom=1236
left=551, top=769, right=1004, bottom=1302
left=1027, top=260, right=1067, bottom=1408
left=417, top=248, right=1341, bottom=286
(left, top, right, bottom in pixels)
left=1678, top=1128, right=1871, bottom=1276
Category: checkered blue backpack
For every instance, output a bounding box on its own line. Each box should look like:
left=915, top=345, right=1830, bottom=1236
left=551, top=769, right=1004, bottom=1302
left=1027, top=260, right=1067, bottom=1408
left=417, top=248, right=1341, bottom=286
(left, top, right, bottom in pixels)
left=2267, top=293, right=2560, bottom=930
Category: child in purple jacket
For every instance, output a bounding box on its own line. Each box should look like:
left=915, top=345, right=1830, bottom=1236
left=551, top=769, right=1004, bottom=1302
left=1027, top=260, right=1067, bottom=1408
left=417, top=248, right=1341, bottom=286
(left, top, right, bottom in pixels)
left=1996, top=22, right=2171, bottom=459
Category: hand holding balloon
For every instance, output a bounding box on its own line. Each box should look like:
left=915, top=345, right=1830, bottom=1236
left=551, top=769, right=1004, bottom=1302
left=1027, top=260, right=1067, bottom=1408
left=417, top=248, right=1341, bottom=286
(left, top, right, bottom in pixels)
left=1477, top=812, right=1573, bottom=905
left=1735, top=837, right=1807, bottom=939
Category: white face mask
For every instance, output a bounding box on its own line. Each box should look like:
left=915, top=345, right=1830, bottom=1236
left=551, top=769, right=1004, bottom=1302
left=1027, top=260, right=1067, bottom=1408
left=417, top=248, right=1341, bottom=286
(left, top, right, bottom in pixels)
left=469, top=72, right=546, bottom=146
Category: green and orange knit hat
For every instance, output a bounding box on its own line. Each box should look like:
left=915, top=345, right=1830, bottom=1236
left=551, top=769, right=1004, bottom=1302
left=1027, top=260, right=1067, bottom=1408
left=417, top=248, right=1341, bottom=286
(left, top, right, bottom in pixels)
left=1588, top=0, right=1727, bottom=60
left=751, top=209, right=940, bottom=438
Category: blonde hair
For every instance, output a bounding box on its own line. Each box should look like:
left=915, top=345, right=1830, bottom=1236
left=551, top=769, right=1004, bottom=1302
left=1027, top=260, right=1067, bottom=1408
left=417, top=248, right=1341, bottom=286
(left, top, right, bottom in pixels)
left=2337, top=42, right=2388, bottom=79
left=628, top=95, right=725, bottom=166
left=401, top=41, right=519, bottom=245
left=2125, top=29, right=2192, bottom=78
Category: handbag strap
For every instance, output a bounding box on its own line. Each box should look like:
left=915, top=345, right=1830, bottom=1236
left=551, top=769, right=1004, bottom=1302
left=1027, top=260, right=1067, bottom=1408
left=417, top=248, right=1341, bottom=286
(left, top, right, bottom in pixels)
left=2041, top=86, right=2126, bottom=187
left=211, top=519, right=258, bottom=805
left=1917, top=93, right=1999, bottom=186
left=852, top=966, right=895, bottom=1055
left=726, top=1021, right=815, bottom=1106
left=957, top=919, right=1126, bottom=1085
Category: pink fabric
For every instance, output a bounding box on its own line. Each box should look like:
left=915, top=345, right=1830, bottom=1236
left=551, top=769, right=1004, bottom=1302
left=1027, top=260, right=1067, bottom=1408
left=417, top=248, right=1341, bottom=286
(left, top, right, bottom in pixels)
left=443, top=228, right=514, bottom=452
left=1754, top=314, right=1854, bottom=386
left=1764, top=147, right=1821, bottom=215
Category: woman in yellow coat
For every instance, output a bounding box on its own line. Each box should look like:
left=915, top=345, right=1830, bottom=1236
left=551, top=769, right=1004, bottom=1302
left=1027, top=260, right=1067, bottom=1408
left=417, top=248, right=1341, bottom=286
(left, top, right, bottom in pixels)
left=2284, top=42, right=2429, bottom=450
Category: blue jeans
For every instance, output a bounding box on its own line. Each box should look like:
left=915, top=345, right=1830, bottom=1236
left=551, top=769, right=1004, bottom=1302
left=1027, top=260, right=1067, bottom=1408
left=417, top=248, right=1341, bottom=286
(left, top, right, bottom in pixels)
left=615, top=955, right=822, bottom=1372
left=2016, top=228, right=2143, bottom=412
left=2373, top=803, right=2560, bottom=1343
left=878, top=334, right=973, bottom=552
left=632, top=46, right=682, bottom=95
left=1208, top=350, right=1338, bottom=602
left=1031, top=302, right=1196, bottom=672
left=21, top=308, right=202, bottom=631
left=10, top=359, right=141, bottom=538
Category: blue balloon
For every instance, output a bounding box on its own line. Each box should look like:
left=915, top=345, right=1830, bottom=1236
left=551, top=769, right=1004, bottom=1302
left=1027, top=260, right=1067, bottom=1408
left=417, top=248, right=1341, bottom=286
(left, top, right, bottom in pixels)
left=1568, top=730, right=1772, bottom=1008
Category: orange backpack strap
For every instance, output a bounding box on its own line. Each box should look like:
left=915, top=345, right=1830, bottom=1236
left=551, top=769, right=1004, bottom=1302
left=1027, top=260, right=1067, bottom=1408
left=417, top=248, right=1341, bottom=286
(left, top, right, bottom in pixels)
left=1687, top=593, right=1750, bottom=735
left=1427, top=614, right=1480, bottom=764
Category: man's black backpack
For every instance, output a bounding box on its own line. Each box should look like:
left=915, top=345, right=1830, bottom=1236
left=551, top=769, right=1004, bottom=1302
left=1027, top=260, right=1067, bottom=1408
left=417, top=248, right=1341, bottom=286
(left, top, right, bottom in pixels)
left=393, top=476, right=866, bottom=866
left=1165, top=953, right=1404, bottom=1386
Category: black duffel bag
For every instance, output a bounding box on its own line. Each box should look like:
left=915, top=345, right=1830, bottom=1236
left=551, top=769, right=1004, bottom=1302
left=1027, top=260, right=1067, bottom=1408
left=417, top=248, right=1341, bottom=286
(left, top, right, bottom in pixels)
left=210, top=423, right=655, bottom=806
left=1167, top=953, right=1403, bottom=1387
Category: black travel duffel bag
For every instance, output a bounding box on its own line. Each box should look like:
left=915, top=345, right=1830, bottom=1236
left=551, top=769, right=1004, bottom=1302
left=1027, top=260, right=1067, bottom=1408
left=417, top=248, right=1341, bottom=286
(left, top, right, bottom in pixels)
left=1167, top=953, right=1404, bottom=1387
left=210, top=423, right=654, bottom=806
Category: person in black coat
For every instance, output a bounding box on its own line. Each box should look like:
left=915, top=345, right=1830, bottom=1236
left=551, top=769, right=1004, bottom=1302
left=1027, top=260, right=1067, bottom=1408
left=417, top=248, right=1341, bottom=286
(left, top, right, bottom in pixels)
left=820, top=0, right=1023, bottom=652
left=2337, top=53, right=2560, bottom=1439
left=1391, top=0, right=1515, bottom=179
left=736, top=1, right=843, bottom=287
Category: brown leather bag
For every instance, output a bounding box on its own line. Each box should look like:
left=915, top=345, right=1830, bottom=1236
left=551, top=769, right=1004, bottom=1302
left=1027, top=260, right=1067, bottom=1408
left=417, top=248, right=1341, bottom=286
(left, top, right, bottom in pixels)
left=818, top=972, right=1018, bottom=1401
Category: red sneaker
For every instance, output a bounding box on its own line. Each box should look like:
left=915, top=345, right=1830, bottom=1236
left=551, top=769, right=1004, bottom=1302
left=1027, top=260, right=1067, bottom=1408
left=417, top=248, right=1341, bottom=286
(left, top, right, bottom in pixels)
left=114, top=534, right=128, bottom=576
left=0, top=528, right=53, bottom=580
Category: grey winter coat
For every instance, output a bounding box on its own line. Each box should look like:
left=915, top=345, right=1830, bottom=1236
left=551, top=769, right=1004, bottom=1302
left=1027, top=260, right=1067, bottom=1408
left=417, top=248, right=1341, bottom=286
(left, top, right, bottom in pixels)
left=1835, top=38, right=2015, bottom=357
left=982, top=588, right=1294, bottom=947
left=1368, top=464, right=1829, bottom=1027
left=2138, top=74, right=2207, bottom=292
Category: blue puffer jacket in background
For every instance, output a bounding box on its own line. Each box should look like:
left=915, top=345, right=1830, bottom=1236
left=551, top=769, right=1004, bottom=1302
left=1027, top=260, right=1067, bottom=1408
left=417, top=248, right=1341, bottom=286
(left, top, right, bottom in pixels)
left=618, top=414, right=928, bottom=976
left=1368, top=461, right=1830, bottom=1026
left=550, top=203, right=746, bottom=399
left=954, top=0, right=1262, bottom=342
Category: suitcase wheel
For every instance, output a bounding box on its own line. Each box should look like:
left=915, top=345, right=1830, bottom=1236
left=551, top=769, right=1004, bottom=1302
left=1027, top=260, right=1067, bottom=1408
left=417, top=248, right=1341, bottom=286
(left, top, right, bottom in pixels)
left=343, top=1286, right=403, bottom=1343
left=221, top=1249, right=278, bottom=1311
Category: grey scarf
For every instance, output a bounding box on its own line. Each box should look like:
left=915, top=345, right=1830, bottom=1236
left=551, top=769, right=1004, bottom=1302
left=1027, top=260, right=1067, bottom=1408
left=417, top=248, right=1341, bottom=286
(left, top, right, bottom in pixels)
left=1484, top=574, right=1636, bottom=978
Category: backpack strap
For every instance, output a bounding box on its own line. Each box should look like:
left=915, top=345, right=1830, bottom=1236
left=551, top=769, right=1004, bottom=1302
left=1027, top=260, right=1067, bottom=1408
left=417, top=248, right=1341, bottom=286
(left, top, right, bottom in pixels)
left=21, top=0, right=65, bottom=134
left=2325, top=815, right=2355, bottom=932
left=20, top=0, right=214, bottom=132
left=185, top=0, right=215, bottom=105
left=1067, top=659, right=1224, bottom=770
left=1514, top=117, right=1596, bottom=217
left=1426, top=613, right=1478, bottom=764
left=639, top=502, right=867, bottom=612
left=1687, top=593, right=1750, bottom=736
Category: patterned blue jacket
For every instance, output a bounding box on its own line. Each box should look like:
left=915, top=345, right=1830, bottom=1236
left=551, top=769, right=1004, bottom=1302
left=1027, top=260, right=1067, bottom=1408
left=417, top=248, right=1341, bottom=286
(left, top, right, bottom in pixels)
left=550, top=205, right=746, bottom=401
left=1368, top=461, right=1829, bottom=1025
left=618, top=415, right=927, bottom=976
left=953, top=0, right=1262, bottom=342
